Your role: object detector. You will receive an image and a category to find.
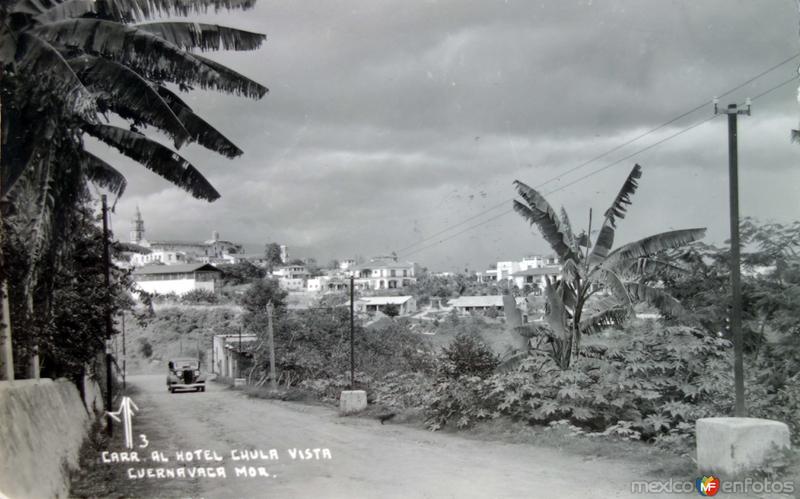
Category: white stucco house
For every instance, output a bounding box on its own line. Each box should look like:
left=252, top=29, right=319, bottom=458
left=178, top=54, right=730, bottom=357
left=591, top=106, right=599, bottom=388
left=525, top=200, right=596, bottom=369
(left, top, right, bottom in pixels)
left=355, top=296, right=417, bottom=316
left=351, top=257, right=417, bottom=290
left=448, top=295, right=527, bottom=318
left=132, top=263, right=221, bottom=296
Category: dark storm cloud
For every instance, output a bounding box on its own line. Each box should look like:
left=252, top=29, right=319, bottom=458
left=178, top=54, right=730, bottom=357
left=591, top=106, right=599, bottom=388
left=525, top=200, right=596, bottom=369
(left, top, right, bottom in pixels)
left=104, top=0, right=800, bottom=270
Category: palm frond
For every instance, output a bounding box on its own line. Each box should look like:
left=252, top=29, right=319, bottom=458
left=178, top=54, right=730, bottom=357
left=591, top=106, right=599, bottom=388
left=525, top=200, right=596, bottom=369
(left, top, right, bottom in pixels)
left=136, top=22, right=265, bottom=51
left=1, top=101, right=50, bottom=200
left=603, top=228, right=707, bottom=269
left=588, top=267, right=632, bottom=310
left=84, top=124, right=220, bottom=201
left=588, top=164, right=642, bottom=264
left=513, top=180, right=580, bottom=263
left=156, top=86, right=242, bottom=157
left=33, top=0, right=98, bottom=24
left=543, top=277, right=571, bottom=343
left=14, top=32, right=97, bottom=123
left=624, top=283, right=687, bottom=319
left=68, top=55, right=190, bottom=148
left=560, top=206, right=577, bottom=253
left=580, top=306, right=628, bottom=335
left=603, top=163, right=642, bottom=228
left=617, top=257, right=690, bottom=280
left=34, top=0, right=258, bottom=23
left=32, top=19, right=267, bottom=99
left=193, top=53, right=268, bottom=99
left=561, top=259, right=582, bottom=286
left=80, top=151, right=127, bottom=198
left=11, top=0, right=49, bottom=15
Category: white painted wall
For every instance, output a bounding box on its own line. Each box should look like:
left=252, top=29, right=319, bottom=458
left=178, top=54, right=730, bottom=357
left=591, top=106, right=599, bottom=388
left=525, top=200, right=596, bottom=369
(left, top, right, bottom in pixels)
left=135, top=278, right=214, bottom=296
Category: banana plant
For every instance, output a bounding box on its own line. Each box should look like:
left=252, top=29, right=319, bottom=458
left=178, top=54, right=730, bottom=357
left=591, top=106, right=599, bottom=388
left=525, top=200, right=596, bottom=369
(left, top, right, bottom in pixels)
left=0, top=0, right=268, bottom=378
left=507, top=164, right=706, bottom=369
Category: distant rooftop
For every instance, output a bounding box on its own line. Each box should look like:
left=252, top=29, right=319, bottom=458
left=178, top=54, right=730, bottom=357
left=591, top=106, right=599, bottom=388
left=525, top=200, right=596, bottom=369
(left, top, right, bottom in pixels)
left=132, top=263, right=220, bottom=275
left=356, top=296, right=414, bottom=305
left=511, top=267, right=562, bottom=277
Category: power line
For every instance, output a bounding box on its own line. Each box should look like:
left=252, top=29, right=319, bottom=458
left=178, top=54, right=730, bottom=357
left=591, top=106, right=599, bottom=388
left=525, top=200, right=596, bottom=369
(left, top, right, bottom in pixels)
left=395, top=52, right=800, bottom=255
left=400, top=75, right=797, bottom=260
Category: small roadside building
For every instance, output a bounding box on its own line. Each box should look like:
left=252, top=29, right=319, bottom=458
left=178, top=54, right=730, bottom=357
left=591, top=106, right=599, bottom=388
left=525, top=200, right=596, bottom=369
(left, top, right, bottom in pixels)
left=132, top=263, right=221, bottom=296
left=212, top=334, right=258, bottom=379
left=355, top=296, right=417, bottom=316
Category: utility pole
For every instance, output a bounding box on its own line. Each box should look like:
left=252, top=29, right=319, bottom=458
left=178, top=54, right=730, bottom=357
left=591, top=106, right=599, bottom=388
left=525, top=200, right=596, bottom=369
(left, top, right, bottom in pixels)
left=101, top=195, right=113, bottom=436
left=0, top=96, right=12, bottom=382
left=714, top=98, right=750, bottom=417
left=121, top=312, right=126, bottom=391
left=349, top=275, right=355, bottom=389
left=267, top=301, right=276, bottom=391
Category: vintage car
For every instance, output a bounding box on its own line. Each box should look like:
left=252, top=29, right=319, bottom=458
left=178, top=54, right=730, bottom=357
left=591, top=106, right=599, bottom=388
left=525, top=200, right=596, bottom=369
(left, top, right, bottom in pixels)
left=166, top=357, right=206, bottom=393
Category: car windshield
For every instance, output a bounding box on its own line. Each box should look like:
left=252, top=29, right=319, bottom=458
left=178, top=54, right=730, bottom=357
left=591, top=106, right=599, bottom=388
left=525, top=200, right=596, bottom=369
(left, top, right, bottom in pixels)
left=171, top=359, right=199, bottom=369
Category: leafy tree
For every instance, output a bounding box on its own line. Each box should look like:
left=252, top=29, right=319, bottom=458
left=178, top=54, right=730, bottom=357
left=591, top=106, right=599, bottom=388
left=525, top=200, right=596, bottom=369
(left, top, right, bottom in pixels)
left=510, top=164, right=705, bottom=369
left=4, top=201, right=137, bottom=384
left=381, top=303, right=400, bottom=318
left=439, top=334, right=499, bottom=379
left=217, top=261, right=266, bottom=286
left=264, top=243, right=283, bottom=270
left=241, top=279, right=287, bottom=330
left=0, top=0, right=267, bottom=377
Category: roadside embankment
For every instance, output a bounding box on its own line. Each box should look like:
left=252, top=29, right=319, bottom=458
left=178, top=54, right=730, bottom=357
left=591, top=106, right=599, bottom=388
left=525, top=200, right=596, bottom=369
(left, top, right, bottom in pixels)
left=0, top=378, right=93, bottom=499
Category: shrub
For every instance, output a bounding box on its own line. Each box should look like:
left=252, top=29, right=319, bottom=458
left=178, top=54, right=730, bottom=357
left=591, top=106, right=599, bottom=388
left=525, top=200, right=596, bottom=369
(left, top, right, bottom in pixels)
left=181, top=289, right=218, bottom=304
left=426, top=323, right=735, bottom=450
left=138, top=338, right=153, bottom=358
left=439, top=334, right=499, bottom=379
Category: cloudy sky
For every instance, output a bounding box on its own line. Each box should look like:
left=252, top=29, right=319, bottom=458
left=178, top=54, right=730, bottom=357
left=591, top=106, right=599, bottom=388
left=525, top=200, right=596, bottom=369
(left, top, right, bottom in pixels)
left=98, top=0, right=800, bottom=271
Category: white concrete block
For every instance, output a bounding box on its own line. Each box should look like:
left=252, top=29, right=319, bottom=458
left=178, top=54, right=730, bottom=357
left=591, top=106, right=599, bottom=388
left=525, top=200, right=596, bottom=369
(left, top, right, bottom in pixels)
left=697, top=417, right=791, bottom=476
left=233, top=377, right=247, bottom=387
left=339, top=390, right=367, bottom=414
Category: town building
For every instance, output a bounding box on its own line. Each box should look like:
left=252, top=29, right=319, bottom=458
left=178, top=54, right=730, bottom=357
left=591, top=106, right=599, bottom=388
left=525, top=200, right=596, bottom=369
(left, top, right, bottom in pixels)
left=355, top=296, right=417, bottom=316
left=510, top=267, right=562, bottom=294
left=272, top=264, right=309, bottom=291
left=211, top=334, right=257, bottom=379
left=129, top=249, right=188, bottom=267
left=351, top=256, right=417, bottom=290
left=448, top=295, right=527, bottom=317
left=307, top=275, right=350, bottom=293
left=338, top=259, right=356, bottom=271
left=132, top=263, right=222, bottom=296
left=127, top=208, right=243, bottom=266
left=476, top=254, right=561, bottom=290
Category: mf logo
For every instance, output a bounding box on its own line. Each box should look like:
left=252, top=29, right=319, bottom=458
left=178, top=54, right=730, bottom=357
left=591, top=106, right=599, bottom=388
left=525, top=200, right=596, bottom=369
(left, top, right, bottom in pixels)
left=696, top=475, right=721, bottom=496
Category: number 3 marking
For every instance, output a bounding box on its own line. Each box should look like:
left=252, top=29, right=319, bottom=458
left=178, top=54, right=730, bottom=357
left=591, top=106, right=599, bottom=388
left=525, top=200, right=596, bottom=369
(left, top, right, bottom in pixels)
left=138, top=434, right=149, bottom=449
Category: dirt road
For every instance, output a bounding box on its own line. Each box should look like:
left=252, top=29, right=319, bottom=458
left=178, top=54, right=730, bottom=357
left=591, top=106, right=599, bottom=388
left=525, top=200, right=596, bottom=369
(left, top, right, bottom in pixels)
left=106, top=375, right=688, bottom=498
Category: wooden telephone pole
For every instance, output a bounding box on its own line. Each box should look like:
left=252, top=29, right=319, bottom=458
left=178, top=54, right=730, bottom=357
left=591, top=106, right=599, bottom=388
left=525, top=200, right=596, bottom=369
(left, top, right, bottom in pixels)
left=267, top=301, right=277, bottom=391
left=101, top=195, right=114, bottom=435
left=349, top=275, right=355, bottom=389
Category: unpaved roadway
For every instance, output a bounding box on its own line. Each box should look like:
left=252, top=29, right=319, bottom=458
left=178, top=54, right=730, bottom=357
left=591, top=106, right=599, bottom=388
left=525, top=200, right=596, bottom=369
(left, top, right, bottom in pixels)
left=107, top=375, right=703, bottom=498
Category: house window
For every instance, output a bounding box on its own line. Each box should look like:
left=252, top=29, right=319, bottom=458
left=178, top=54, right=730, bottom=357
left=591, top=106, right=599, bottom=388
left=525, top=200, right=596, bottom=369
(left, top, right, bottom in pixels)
left=390, top=270, right=396, bottom=277
left=402, top=270, right=407, bottom=277
left=379, top=280, right=385, bottom=289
